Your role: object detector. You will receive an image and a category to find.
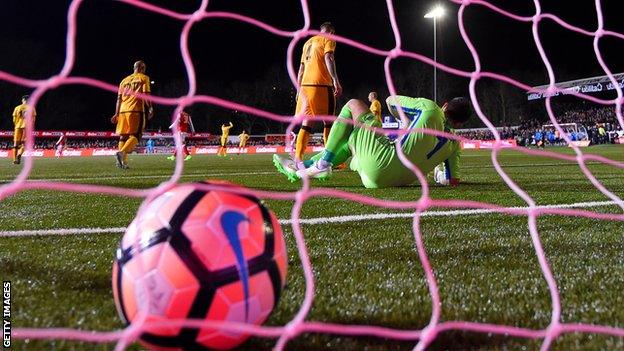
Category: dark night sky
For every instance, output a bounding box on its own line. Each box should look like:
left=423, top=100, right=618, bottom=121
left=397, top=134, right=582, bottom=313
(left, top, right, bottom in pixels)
left=1, top=0, right=622, bottom=132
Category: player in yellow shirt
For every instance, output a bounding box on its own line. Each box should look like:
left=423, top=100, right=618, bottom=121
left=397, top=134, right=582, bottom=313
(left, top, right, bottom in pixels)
left=238, top=130, right=250, bottom=148
left=217, top=121, right=233, bottom=156
left=292, top=22, right=342, bottom=169
left=110, top=60, right=153, bottom=169
left=368, top=91, right=382, bottom=123
left=11, top=95, right=37, bottom=165
left=238, top=130, right=250, bottom=155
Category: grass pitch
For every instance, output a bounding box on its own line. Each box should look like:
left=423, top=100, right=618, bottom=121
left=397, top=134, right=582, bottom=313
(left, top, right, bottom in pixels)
left=0, top=145, right=623, bottom=350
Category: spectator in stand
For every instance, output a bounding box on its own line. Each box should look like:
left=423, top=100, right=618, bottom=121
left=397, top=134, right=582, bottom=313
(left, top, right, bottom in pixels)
left=146, top=138, right=155, bottom=153
left=598, top=124, right=607, bottom=144
left=546, top=129, right=555, bottom=145
left=534, top=129, right=543, bottom=147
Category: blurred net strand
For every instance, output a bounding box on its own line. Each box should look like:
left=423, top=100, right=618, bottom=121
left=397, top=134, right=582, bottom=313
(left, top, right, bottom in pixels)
left=0, top=0, right=622, bottom=350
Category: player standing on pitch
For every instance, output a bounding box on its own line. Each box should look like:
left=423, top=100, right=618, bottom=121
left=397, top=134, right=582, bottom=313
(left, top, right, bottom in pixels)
left=237, top=130, right=250, bottom=155
left=168, top=109, right=194, bottom=161
left=111, top=60, right=153, bottom=169
left=217, top=121, right=233, bottom=157
left=368, top=91, right=382, bottom=124
left=11, top=95, right=36, bottom=165
left=290, top=22, right=342, bottom=170
left=54, top=133, right=67, bottom=158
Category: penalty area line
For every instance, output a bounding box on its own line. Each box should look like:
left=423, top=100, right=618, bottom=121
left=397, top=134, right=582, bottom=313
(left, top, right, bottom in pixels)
left=0, top=200, right=619, bottom=238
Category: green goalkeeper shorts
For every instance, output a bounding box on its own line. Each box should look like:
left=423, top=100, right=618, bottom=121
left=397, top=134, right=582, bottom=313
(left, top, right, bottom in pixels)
left=348, top=112, right=417, bottom=188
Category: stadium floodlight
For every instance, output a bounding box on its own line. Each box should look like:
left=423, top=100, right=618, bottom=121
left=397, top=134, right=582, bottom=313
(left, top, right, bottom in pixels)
left=424, top=6, right=444, bottom=18
left=424, top=5, right=444, bottom=102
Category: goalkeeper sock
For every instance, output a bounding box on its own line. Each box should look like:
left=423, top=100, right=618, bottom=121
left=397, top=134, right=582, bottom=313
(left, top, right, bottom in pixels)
left=323, top=125, right=331, bottom=145
left=322, top=105, right=354, bottom=163
left=309, top=141, right=351, bottom=166
left=295, top=126, right=312, bottom=161
left=12, top=146, right=18, bottom=161
left=17, top=144, right=25, bottom=157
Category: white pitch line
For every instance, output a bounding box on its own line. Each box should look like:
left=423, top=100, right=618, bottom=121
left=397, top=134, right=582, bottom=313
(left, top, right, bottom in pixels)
left=0, top=161, right=613, bottom=183
left=0, top=227, right=126, bottom=237
left=0, top=200, right=619, bottom=238
left=290, top=200, right=619, bottom=225
left=0, top=171, right=276, bottom=183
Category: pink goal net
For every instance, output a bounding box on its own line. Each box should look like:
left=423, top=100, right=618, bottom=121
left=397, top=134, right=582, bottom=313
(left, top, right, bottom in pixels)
left=1, top=0, right=624, bottom=350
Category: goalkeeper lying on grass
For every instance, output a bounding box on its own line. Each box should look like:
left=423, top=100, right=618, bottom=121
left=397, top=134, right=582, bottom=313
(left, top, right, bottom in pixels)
left=273, top=95, right=471, bottom=188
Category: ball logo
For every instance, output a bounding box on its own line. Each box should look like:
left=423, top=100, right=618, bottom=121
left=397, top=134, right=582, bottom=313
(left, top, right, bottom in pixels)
left=220, top=210, right=250, bottom=323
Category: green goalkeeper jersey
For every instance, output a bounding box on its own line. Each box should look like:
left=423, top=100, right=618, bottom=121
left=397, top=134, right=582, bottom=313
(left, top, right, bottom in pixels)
left=348, top=96, right=461, bottom=188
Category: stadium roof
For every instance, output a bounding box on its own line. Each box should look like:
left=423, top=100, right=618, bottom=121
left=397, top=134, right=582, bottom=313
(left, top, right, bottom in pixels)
left=527, top=73, right=624, bottom=100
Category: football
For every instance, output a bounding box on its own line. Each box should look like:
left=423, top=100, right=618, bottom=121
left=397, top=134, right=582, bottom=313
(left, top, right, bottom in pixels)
left=112, top=181, right=287, bottom=350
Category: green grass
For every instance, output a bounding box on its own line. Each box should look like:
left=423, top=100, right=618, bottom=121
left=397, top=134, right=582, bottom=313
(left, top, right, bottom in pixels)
left=0, top=145, right=623, bottom=350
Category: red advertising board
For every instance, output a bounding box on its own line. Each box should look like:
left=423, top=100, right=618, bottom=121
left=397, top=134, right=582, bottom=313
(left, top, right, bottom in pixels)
left=0, top=130, right=212, bottom=139
left=1, top=146, right=322, bottom=158
left=2, top=139, right=533, bottom=159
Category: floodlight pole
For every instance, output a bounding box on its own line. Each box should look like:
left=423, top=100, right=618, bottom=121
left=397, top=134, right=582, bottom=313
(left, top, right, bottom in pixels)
left=425, top=6, right=443, bottom=103
left=433, top=16, right=437, bottom=103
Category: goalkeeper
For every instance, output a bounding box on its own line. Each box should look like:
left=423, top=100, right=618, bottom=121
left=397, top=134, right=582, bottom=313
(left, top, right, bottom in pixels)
left=274, top=95, right=470, bottom=188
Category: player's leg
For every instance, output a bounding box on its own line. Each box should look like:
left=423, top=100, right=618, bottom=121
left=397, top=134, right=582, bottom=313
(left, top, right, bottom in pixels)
left=168, top=135, right=180, bottom=161
left=219, top=134, right=227, bottom=156
left=116, top=112, right=127, bottom=152
left=183, top=134, right=191, bottom=160
left=279, top=100, right=358, bottom=179
left=12, top=128, right=23, bottom=164
left=119, top=113, right=141, bottom=167
left=121, top=112, right=145, bottom=167
left=121, top=134, right=139, bottom=165
left=294, top=124, right=312, bottom=163
left=115, top=112, right=128, bottom=168
left=297, top=99, right=369, bottom=179
left=168, top=136, right=177, bottom=160
left=323, top=86, right=336, bottom=145
left=307, top=141, right=351, bottom=167
left=182, top=144, right=191, bottom=160
left=294, top=86, right=319, bottom=166
left=16, top=127, right=27, bottom=162
left=116, top=135, right=128, bottom=168
left=275, top=101, right=353, bottom=181
left=347, top=113, right=396, bottom=188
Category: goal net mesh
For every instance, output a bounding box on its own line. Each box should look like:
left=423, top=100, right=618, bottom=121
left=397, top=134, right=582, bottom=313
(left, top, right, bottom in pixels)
left=1, top=0, right=623, bottom=350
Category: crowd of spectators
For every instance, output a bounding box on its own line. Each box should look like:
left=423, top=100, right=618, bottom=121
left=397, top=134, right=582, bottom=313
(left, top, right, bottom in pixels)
left=455, top=106, right=624, bottom=147
left=454, top=127, right=517, bottom=141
